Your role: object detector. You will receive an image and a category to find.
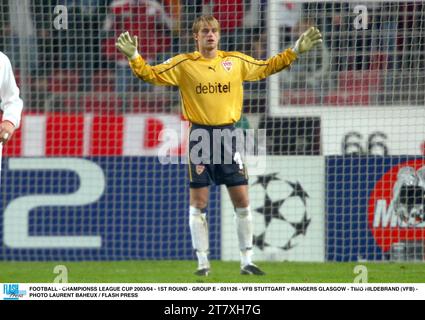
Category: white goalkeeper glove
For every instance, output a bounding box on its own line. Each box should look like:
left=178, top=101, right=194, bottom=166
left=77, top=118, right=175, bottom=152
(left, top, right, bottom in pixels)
left=116, top=31, right=139, bottom=60
left=292, top=27, right=322, bottom=54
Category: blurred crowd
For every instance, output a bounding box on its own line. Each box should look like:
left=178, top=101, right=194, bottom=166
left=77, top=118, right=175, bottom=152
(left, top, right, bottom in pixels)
left=0, top=0, right=423, bottom=112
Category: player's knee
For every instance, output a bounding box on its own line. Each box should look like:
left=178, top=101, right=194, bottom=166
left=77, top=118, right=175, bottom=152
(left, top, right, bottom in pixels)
left=235, top=206, right=252, bottom=220
left=228, top=187, right=249, bottom=208
left=190, top=200, right=208, bottom=210
left=190, top=188, right=209, bottom=209
left=233, top=197, right=249, bottom=209
left=190, top=193, right=209, bottom=209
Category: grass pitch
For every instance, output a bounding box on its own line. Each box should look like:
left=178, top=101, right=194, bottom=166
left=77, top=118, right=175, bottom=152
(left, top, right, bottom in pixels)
left=0, top=261, right=424, bottom=283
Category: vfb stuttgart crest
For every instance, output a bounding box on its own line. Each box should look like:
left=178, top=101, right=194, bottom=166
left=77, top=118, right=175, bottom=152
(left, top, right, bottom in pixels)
left=222, top=60, right=233, bottom=72
left=196, top=165, right=205, bottom=175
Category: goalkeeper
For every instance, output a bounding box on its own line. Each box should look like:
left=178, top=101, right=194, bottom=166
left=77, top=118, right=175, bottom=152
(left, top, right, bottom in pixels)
left=116, top=15, right=322, bottom=276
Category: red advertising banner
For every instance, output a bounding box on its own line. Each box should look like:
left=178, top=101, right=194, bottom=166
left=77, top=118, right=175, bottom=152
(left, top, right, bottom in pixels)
left=3, top=113, right=188, bottom=157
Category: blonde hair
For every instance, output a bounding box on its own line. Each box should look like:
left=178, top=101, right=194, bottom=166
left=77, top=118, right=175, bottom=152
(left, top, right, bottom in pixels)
left=192, top=15, right=221, bottom=34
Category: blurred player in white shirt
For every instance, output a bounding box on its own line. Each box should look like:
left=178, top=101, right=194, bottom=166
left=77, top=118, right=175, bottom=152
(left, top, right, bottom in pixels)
left=0, top=51, right=24, bottom=169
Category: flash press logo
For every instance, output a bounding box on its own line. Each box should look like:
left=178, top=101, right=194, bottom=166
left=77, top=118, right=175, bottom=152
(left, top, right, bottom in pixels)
left=3, top=284, right=27, bottom=300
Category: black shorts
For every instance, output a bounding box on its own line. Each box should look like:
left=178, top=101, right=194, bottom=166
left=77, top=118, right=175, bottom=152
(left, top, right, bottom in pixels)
left=188, top=123, right=248, bottom=188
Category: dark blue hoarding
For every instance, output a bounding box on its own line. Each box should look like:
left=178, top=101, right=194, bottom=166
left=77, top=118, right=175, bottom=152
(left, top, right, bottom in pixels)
left=0, top=157, right=221, bottom=261
left=326, top=156, right=425, bottom=262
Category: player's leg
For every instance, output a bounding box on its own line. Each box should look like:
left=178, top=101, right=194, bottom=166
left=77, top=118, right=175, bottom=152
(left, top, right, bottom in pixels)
left=227, top=184, right=253, bottom=264
left=227, top=185, right=265, bottom=275
left=190, top=186, right=210, bottom=276
left=188, top=123, right=215, bottom=275
left=217, top=124, right=264, bottom=275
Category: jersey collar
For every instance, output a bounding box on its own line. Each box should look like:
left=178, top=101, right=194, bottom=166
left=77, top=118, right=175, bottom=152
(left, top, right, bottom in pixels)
left=193, top=50, right=225, bottom=60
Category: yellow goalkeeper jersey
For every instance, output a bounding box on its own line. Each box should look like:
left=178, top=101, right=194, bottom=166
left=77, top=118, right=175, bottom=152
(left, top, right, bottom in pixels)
left=129, top=49, right=297, bottom=126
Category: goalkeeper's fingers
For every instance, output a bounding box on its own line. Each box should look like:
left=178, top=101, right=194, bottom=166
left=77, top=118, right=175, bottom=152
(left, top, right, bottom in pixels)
left=310, top=31, right=322, bottom=42
left=305, top=27, right=321, bottom=40
left=123, top=31, right=132, bottom=43
left=116, top=37, right=124, bottom=47
left=132, top=35, right=138, bottom=48
left=115, top=33, right=124, bottom=47
left=117, top=32, right=126, bottom=43
left=311, top=39, right=323, bottom=47
left=115, top=38, right=125, bottom=51
left=304, top=27, right=315, bottom=38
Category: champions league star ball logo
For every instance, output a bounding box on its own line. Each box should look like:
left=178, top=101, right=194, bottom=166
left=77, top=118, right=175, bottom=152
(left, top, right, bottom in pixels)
left=250, top=173, right=311, bottom=253
left=368, top=160, right=425, bottom=253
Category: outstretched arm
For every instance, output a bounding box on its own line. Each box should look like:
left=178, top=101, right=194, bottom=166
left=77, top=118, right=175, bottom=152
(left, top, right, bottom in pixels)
left=116, top=32, right=180, bottom=86
left=242, top=27, right=322, bottom=81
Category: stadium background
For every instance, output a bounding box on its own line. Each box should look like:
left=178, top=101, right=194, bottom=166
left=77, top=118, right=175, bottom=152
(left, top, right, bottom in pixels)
left=0, top=0, right=424, bottom=282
